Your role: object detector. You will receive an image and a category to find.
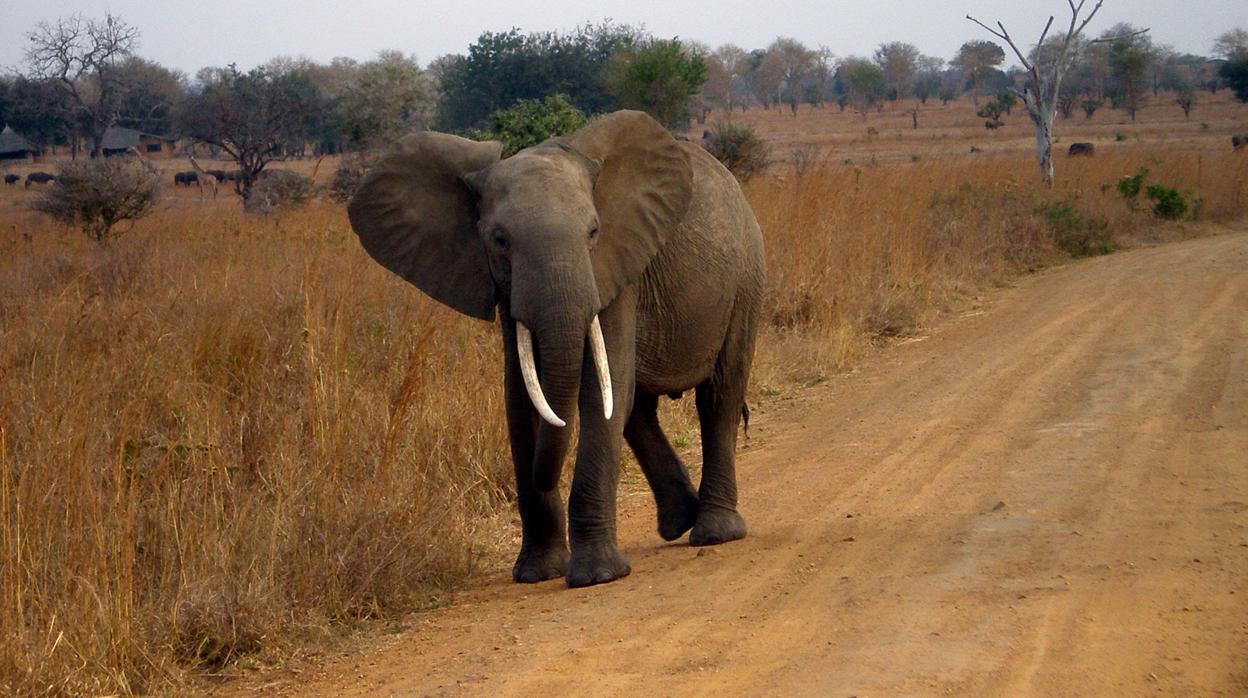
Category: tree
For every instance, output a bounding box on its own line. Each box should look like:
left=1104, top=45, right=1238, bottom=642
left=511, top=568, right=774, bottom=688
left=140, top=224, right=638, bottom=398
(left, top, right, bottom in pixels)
left=337, top=50, right=436, bottom=148
left=24, top=13, right=141, bottom=157
left=32, top=158, right=159, bottom=243
left=912, top=56, right=946, bottom=104
left=710, top=44, right=749, bottom=113
left=486, top=93, right=587, bottom=156
left=968, top=1, right=1145, bottom=186
left=1104, top=24, right=1152, bottom=119
left=1212, top=28, right=1248, bottom=60
left=748, top=48, right=783, bottom=110
left=954, top=40, right=1006, bottom=105
left=874, top=42, right=920, bottom=101
left=607, top=38, right=707, bottom=128
left=838, top=57, right=886, bottom=119
left=176, top=65, right=321, bottom=197
left=767, top=38, right=817, bottom=116
left=1, top=77, right=75, bottom=151
left=1222, top=57, right=1248, bottom=102
left=113, top=56, right=186, bottom=135
left=435, top=23, right=640, bottom=130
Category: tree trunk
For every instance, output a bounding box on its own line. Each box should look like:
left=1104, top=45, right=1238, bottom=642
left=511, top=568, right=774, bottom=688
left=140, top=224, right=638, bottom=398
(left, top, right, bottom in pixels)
left=1027, top=97, right=1057, bottom=187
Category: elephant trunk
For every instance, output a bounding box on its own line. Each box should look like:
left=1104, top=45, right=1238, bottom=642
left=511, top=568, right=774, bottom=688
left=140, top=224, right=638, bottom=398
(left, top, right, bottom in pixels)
left=525, top=315, right=587, bottom=493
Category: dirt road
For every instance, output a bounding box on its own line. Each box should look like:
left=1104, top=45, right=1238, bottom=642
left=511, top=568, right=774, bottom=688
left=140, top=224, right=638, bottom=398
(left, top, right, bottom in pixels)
left=253, top=229, right=1248, bottom=696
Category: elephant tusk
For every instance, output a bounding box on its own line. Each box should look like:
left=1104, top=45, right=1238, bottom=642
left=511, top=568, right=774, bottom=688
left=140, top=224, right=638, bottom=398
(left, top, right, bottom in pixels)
left=516, top=322, right=566, bottom=428
left=588, top=315, right=613, bottom=421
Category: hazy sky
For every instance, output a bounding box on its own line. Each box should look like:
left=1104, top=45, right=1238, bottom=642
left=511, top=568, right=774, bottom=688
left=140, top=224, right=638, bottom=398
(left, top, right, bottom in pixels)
left=0, top=1, right=1239, bottom=76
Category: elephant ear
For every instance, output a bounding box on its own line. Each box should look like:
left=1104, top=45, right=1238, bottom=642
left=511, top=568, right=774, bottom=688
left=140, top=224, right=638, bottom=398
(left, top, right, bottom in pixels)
left=347, top=132, right=503, bottom=321
left=563, top=111, right=693, bottom=309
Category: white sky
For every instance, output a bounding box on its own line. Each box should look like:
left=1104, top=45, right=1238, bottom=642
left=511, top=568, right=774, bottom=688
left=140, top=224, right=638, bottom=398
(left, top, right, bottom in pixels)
left=0, top=0, right=1239, bottom=76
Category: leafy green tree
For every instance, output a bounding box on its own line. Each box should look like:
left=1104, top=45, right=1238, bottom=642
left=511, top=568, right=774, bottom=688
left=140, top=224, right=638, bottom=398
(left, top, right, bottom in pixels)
left=607, top=38, right=707, bottom=128
left=176, top=65, right=321, bottom=197
left=1221, top=57, right=1248, bottom=102
left=838, top=57, right=886, bottom=119
left=486, top=94, right=588, bottom=156
left=954, top=40, right=1006, bottom=106
left=436, top=23, right=640, bottom=130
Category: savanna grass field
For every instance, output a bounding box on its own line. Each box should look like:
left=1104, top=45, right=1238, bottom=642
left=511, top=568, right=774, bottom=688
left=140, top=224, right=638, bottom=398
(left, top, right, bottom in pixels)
left=2, top=93, right=1247, bottom=694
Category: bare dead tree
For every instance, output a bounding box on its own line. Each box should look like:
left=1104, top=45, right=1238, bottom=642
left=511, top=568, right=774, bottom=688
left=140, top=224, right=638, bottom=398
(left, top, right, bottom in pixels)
left=967, top=1, right=1145, bottom=186
left=25, top=13, right=140, bottom=158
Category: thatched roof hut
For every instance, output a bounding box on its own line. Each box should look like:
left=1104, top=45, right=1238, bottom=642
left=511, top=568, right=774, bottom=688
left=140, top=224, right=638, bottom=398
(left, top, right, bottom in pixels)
left=0, top=126, right=43, bottom=161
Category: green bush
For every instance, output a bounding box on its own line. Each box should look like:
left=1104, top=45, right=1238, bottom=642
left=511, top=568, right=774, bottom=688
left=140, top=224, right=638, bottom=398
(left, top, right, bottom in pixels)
left=1036, top=201, right=1114, bottom=258
left=1116, top=167, right=1149, bottom=208
left=487, top=93, right=588, bottom=156
left=703, top=122, right=769, bottom=181
left=1145, top=184, right=1188, bottom=220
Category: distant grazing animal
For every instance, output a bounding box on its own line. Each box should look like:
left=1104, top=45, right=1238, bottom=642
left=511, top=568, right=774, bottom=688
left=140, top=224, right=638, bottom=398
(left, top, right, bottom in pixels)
left=984, top=119, right=1004, bottom=130
left=1234, top=135, right=1248, bottom=150
left=969, top=146, right=983, bottom=154
left=1068, top=142, right=1096, bottom=157
left=174, top=171, right=199, bottom=186
left=4, top=174, right=19, bottom=186
left=25, top=172, right=55, bottom=188
left=207, top=169, right=228, bottom=182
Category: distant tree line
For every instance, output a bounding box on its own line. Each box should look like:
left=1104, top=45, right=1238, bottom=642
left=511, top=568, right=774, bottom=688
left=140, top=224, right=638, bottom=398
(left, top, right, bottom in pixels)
left=2, top=14, right=1246, bottom=190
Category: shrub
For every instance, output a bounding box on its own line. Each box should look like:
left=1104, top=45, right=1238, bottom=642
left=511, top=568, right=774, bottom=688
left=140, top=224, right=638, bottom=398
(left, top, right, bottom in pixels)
left=1036, top=201, right=1114, bottom=257
left=329, top=151, right=381, bottom=203
left=1145, top=184, right=1188, bottom=220
left=31, top=158, right=160, bottom=243
left=487, top=93, right=588, bottom=157
left=244, top=169, right=313, bottom=214
left=1116, top=167, right=1149, bottom=208
left=703, top=122, right=769, bottom=181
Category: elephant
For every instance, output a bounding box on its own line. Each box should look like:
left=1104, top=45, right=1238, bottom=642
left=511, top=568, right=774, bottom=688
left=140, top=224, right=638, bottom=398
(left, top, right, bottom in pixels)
left=348, top=111, right=765, bottom=588
left=1068, top=142, right=1096, bottom=157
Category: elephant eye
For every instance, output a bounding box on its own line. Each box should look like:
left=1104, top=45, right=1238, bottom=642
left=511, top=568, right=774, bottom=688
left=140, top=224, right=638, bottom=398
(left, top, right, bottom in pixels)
left=588, top=225, right=599, bottom=240
left=493, top=233, right=509, bottom=251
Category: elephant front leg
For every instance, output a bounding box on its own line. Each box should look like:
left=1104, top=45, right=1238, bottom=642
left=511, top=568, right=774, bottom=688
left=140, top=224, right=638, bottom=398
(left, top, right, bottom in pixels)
left=624, top=392, right=699, bottom=541
left=503, top=321, right=569, bottom=583
left=566, top=299, right=636, bottom=588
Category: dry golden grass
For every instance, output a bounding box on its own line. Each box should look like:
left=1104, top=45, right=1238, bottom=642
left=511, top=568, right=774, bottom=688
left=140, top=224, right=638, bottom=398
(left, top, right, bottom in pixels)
left=1, top=95, right=1246, bottom=695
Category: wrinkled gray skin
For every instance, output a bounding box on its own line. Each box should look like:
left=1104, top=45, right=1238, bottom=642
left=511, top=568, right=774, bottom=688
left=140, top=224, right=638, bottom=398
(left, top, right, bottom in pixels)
left=348, top=111, right=764, bottom=588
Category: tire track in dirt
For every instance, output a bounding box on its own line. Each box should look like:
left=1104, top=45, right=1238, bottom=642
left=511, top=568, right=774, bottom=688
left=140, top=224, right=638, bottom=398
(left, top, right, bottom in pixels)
left=235, top=226, right=1248, bottom=697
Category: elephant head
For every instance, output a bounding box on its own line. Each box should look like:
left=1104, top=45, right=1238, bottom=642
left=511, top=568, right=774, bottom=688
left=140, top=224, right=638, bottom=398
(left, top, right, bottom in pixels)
left=347, top=111, right=694, bottom=432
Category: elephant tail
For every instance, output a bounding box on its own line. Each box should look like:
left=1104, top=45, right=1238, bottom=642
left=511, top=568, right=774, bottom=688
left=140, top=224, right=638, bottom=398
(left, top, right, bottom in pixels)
left=741, top=403, right=750, bottom=443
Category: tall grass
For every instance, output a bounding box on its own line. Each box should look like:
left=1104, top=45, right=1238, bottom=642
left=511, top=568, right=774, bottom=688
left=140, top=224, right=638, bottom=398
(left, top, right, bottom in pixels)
left=1, top=144, right=1245, bottom=694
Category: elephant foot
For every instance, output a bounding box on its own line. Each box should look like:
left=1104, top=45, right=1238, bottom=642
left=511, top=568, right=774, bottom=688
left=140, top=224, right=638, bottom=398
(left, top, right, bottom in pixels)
left=512, top=544, right=569, bottom=584
left=689, top=506, right=747, bottom=547
left=566, top=544, right=631, bottom=588
left=656, top=489, right=699, bottom=541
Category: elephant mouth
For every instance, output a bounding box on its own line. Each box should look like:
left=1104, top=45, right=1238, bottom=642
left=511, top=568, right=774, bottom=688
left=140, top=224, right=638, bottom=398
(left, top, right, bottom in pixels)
left=515, top=316, right=613, bottom=427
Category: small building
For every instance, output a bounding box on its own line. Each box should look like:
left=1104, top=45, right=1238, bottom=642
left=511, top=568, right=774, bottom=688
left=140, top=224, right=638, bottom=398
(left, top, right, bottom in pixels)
left=0, top=126, right=43, bottom=162
left=94, top=127, right=179, bottom=158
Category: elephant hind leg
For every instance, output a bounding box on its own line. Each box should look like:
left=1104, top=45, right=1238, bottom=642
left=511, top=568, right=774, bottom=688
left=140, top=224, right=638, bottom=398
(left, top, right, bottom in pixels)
left=624, top=392, right=699, bottom=541
left=690, top=296, right=757, bottom=547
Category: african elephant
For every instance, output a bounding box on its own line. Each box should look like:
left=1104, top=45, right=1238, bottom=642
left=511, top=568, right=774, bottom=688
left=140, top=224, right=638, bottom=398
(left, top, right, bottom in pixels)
left=348, top=111, right=765, bottom=588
